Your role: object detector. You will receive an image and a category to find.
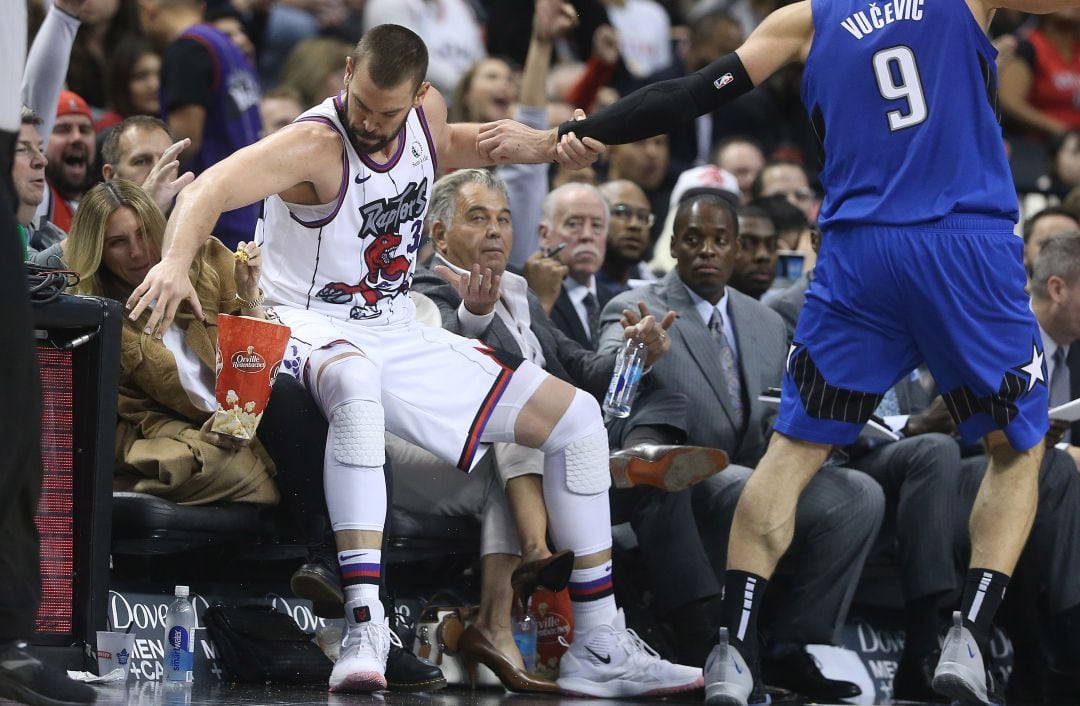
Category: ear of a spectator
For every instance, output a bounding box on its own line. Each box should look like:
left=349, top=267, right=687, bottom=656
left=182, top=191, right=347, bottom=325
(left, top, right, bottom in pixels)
left=103, top=163, right=116, bottom=181
left=430, top=218, right=448, bottom=255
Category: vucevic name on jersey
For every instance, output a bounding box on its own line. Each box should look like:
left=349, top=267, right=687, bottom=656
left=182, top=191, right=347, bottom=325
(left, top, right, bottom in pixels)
left=256, top=94, right=438, bottom=326
left=802, top=0, right=1018, bottom=228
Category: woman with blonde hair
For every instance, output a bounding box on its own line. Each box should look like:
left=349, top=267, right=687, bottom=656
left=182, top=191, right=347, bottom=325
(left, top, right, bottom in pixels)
left=68, top=179, right=278, bottom=506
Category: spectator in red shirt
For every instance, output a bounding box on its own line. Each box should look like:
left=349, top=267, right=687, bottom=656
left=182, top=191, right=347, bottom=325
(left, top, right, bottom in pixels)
left=1001, top=10, right=1080, bottom=138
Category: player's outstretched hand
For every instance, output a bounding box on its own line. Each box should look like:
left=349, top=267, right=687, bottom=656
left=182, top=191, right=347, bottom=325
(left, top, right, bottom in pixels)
left=126, top=259, right=203, bottom=338
left=477, top=109, right=604, bottom=166
left=434, top=263, right=502, bottom=317
left=556, top=109, right=605, bottom=169
left=477, top=119, right=555, bottom=165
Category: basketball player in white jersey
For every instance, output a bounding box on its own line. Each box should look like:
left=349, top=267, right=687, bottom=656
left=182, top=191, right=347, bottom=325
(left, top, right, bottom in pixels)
left=127, top=24, right=702, bottom=697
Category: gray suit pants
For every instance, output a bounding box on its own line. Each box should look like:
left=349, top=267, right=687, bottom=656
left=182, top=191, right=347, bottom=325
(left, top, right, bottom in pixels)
left=846, top=433, right=963, bottom=601
left=691, top=463, right=885, bottom=645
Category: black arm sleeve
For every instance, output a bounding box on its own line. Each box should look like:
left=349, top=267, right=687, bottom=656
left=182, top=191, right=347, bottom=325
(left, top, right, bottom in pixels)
left=557, top=52, right=754, bottom=145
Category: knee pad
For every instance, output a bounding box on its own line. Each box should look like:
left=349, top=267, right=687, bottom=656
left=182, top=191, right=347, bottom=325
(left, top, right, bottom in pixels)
left=541, top=388, right=606, bottom=453
left=331, top=399, right=385, bottom=467
left=540, top=389, right=609, bottom=495
left=564, top=429, right=611, bottom=495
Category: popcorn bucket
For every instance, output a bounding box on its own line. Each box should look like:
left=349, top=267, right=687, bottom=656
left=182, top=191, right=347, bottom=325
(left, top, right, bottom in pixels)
left=212, top=314, right=291, bottom=439
left=531, top=588, right=573, bottom=679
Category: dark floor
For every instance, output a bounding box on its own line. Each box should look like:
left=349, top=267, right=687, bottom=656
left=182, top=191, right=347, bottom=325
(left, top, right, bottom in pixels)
left=12, top=682, right=918, bottom=706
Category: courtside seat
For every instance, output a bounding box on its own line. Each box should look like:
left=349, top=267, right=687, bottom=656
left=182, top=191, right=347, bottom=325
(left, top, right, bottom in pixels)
left=110, top=490, right=482, bottom=569
left=111, top=491, right=265, bottom=555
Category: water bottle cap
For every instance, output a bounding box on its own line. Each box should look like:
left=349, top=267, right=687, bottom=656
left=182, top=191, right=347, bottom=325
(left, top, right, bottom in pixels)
left=174, top=585, right=189, bottom=597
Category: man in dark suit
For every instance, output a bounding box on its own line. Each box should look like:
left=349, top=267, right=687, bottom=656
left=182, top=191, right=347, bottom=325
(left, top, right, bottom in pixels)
left=599, top=191, right=883, bottom=701
left=537, top=182, right=620, bottom=349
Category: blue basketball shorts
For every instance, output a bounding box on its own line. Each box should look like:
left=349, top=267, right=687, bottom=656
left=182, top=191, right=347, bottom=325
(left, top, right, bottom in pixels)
left=776, top=214, right=1048, bottom=451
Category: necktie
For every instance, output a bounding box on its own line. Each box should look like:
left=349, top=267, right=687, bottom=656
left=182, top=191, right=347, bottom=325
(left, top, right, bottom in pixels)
left=1051, top=347, right=1072, bottom=443
left=583, top=292, right=600, bottom=348
left=1051, top=347, right=1071, bottom=409
left=708, top=310, right=745, bottom=425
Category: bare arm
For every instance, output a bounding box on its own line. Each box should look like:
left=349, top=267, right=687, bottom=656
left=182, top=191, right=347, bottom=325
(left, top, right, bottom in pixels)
left=126, top=122, right=343, bottom=334
left=423, top=86, right=547, bottom=169
left=734, top=1, right=814, bottom=85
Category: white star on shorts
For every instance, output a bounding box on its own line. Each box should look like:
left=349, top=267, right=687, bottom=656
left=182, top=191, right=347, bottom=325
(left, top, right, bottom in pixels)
left=1018, top=343, right=1045, bottom=392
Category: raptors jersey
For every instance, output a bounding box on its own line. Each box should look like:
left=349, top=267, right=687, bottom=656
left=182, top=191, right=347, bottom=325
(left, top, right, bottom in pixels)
left=256, top=93, right=438, bottom=326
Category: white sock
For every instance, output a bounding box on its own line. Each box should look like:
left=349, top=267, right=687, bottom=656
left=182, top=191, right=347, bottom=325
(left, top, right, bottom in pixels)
left=339, top=549, right=385, bottom=625
left=568, top=561, right=618, bottom=634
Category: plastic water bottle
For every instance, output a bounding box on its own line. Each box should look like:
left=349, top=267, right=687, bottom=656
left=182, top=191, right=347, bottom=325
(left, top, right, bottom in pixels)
left=164, top=586, right=195, bottom=682
left=512, top=604, right=538, bottom=673
left=603, top=338, right=647, bottom=418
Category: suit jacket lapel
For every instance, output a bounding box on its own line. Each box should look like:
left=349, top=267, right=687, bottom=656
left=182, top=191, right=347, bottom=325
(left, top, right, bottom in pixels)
left=664, top=271, right=739, bottom=429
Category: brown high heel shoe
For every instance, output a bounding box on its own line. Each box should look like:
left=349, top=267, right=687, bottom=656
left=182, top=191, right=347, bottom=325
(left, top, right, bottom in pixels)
left=511, top=549, right=575, bottom=613
left=458, top=625, right=560, bottom=693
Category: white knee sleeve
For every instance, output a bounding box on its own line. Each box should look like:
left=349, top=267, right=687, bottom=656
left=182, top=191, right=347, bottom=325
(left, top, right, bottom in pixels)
left=543, top=447, right=613, bottom=556
left=309, top=346, right=387, bottom=532
left=540, top=389, right=611, bottom=495
left=331, top=400, right=385, bottom=467
left=324, top=457, right=387, bottom=533
left=308, top=347, right=385, bottom=467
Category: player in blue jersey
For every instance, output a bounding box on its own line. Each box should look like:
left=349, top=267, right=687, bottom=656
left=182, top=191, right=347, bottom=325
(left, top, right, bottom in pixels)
left=480, top=0, right=1075, bottom=704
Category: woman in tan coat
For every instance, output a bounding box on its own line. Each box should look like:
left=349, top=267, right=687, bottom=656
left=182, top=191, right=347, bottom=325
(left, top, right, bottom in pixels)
left=68, top=180, right=278, bottom=505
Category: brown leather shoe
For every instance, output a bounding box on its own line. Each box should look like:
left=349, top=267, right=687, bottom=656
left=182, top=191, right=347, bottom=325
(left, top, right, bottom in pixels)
left=290, top=560, right=344, bottom=618
left=458, top=625, right=560, bottom=693
left=610, top=444, right=729, bottom=491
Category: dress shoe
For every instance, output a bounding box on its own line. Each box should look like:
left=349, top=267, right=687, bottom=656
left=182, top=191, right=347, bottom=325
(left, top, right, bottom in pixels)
left=761, top=645, right=862, bottom=701
left=511, top=549, right=574, bottom=612
left=458, top=625, right=560, bottom=693
left=610, top=444, right=728, bottom=491
left=0, top=639, right=96, bottom=705
left=291, top=546, right=344, bottom=618
left=386, top=642, right=447, bottom=692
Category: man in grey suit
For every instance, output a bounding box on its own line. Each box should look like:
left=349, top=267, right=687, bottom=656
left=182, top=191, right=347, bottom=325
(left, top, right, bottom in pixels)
left=412, top=169, right=732, bottom=663
left=599, top=191, right=884, bottom=702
